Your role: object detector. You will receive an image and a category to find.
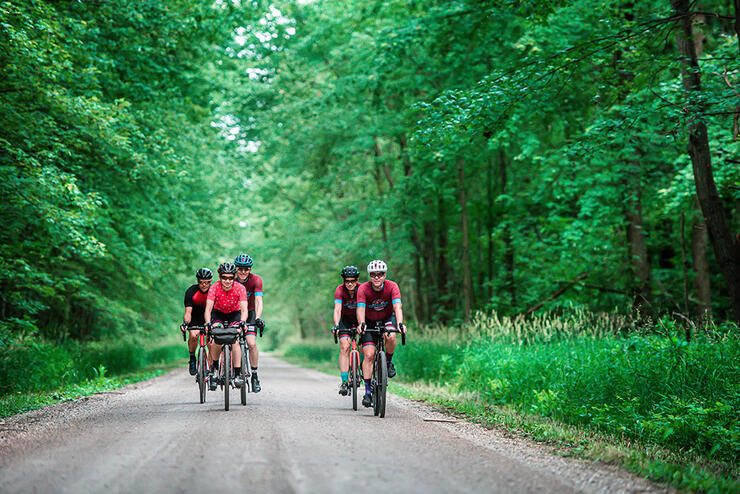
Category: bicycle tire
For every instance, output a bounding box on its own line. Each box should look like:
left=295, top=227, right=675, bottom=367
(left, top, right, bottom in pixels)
left=223, top=345, right=230, bottom=411
left=197, top=347, right=207, bottom=404
left=377, top=351, right=387, bottom=418
left=240, top=348, right=248, bottom=405
left=372, top=352, right=380, bottom=416
left=350, top=351, right=359, bottom=411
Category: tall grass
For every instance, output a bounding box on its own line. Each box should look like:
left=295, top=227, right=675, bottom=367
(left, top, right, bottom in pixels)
left=0, top=337, right=184, bottom=396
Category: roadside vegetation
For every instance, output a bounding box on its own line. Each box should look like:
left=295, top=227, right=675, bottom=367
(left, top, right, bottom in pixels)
left=281, top=311, right=740, bottom=493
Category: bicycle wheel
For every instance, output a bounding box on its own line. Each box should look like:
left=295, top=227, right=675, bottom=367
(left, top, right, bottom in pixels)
left=223, top=345, right=231, bottom=411
left=350, top=351, right=359, bottom=411
left=377, top=351, right=387, bottom=418
left=240, top=347, right=248, bottom=405
left=197, top=347, right=207, bottom=404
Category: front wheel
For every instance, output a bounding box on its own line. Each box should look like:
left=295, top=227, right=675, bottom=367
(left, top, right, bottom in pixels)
left=197, top=347, right=207, bottom=404
left=376, top=351, right=387, bottom=418
left=240, top=347, right=248, bottom=405
left=223, top=345, right=231, bottom=411
left=350, top=351, right=359, bottom=411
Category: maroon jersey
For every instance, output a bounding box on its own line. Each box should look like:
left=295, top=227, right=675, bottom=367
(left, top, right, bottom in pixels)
left=334, top=284, right=358, bottom=319
left=356, top=280, right=401, bottom=322
left=207, top=281, right=247, bottom=313
left=236, top=274, right=263, bottom=311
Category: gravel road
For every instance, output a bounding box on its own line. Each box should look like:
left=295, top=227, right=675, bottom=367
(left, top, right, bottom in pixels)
left=0, top=354, right=672, bottom=494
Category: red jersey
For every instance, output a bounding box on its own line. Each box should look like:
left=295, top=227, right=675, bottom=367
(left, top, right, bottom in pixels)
left=236, top=274, right=263, bottom=311
left=334, top=284, right=358, bottom=319
left=207, top=281, right=247, bottom=313
left=356, top=280, right=401, bottom=322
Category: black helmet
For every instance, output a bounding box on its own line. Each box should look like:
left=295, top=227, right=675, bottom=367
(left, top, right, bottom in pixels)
left=218, top=262, right=237, bottom=275
left=196, top=267, right=213, bottom=280
left=234, top=253, right=254, bottom=268
left=341, top=265, right=360, bottom=279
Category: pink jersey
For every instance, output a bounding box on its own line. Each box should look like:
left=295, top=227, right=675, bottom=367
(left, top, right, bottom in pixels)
left=236, top=274, right=263, bottom=311
left=356, top=280, right=401, bottom=322
left=207, top=281, right=247, bottom=313
left=334, top=284, right=358, bottom=319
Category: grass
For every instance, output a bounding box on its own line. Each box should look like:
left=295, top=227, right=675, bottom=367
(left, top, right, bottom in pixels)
left=279, top=311, right=740, bottom=494
left=0, top=335, right=187, bottom=418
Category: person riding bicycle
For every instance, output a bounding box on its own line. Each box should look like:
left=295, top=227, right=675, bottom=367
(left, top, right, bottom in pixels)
left=181, top=267, right=213, bottom=376
left=357, top=259, right=406, bottom=408
left=233, top=253, right=265, bottom=393
left=332, top=265, right=360, bottom=396
left=204, top=262, right=249, bottom=390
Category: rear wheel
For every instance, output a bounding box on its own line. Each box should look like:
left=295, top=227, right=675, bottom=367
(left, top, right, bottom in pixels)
left=223, top=345, right=231, bottom=411
left=240, top=348, right=248, bottom=405
left=377, top=351, right=387, bottom=418
left=350, top=351, right=359, bottom=411
left=197, top=347, right=207, bottom=404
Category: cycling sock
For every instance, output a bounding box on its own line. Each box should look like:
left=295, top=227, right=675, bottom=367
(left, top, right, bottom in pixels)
left=340, top=372, right=348, bottom=383
left=212, top=360, right=219, bottom=370
left=386, top=353, right=393, bottom=363
left=234, top=367, right=241, bottom=375
left=251, top=367, right=258, bottom=375
left=364, top=379, right=371, bottom=394
left=189, top=352, right=196, bottom=360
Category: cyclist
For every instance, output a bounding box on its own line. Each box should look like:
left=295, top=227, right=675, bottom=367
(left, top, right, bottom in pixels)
left=181, top=267, right=213, bottom=375
left=357, top=259, right=406, bottom=408
left=233, top=253, right=265, bottom=393
left=332, top=265, right=360, bottom=396
left=204, top=262, right=249, bottom=390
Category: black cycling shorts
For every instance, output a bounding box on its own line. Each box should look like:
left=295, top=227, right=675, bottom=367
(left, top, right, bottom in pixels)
left=360, top=315, right=397, bottom=347
left=212, top=309, right=241, bottom=326
left=337, top=316, right=358, bottom=338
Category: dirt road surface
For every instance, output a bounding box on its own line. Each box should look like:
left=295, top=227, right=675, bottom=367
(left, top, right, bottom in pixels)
left=0, top=355, right=671, bottom=494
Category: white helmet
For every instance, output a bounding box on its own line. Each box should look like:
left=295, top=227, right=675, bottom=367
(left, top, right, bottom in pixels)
left=367, top=259, right=388, bottom=274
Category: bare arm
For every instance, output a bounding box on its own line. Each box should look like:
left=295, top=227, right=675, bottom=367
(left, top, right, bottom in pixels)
left=393, top=302, right=405, bottom=332
left=255, top=296, right=263, bottom=320
left=204, top=300, right=214, bottom=325
left=240, top=300, right=249, bottom=322
left=183, top=306, right=193, bottom=325
left=333, top=303, right=342, bottom=326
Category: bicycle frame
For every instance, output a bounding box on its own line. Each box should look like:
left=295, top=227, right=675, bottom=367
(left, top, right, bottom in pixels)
left=334, top=326, right=361, bottom=410
left=362, top=322, right=405, bottom=418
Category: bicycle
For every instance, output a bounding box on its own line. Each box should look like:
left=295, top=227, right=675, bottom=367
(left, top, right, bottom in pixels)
left=362, top=321, right=406, bottom=418
left=333, top=326, right=361, bottom=411
left=181, top=324, right=209, bottom=404
left=209, top=322, right=245, bottom=411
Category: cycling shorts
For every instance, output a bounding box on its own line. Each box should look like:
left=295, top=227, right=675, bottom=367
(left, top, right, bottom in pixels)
left=337, top=316, right=358, bottom=339
left=243, top=310, right=258, bottom=336
left=360, top=315, right=397, bottom=347
left=211, top=309, right=241, bottom=327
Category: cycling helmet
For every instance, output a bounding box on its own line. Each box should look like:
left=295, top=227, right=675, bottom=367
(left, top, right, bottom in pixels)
left=367, top=260, right=388, bottom=274
left=196, top=267, right=213, bottom=280
left=341, top=265, right=360, bottom=279
left=234, top=253, right=254, bottom=268
left=217, top=262, right=238, bottom=275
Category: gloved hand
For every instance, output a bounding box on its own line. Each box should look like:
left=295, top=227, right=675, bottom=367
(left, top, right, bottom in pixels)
left=398, top=322, right=406, bottom=334
left=358, top=321, right=367, bottom=334
left=331, top=325, right=340, bottom=335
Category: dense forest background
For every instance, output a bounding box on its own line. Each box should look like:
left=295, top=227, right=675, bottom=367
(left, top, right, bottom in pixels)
left=2, top=0, right=739, bottom=344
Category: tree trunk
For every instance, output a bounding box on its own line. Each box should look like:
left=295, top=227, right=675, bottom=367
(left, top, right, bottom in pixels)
left=672, top=0, right=740, bottom=323
left=457, top=157, right=473, bottom=319
left=625, top=182, right=651, bottom=312
left=500, top=150, right=516, bottom=308
left=486, top=152, right=495, bottom=303
left=372, top=136, right=389, bottom=243
left=437, top=196, right=451, bottom=317
left=691, top=196, right=712, bottom=320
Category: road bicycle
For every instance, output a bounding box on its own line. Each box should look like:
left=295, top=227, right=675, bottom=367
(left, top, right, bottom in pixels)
left=362, top=321, right=405, bottom=418
left=333, top=326, right=361, bottom=411
left=181, top=324, right=209, bottom=404
left=210, top=322, right=248, bottom=411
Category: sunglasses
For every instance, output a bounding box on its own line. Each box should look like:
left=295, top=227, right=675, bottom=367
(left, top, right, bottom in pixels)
left=369, top=272, right=385, bottom=279
left=237, top=267, right=251, bottom=270
left=344, top=279, right=358, bottom=284
left=220, top=275, right=235, bottom=281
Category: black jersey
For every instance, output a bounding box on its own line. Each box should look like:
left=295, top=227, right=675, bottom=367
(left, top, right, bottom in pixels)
left=184, top=284, right=209, bottom=324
